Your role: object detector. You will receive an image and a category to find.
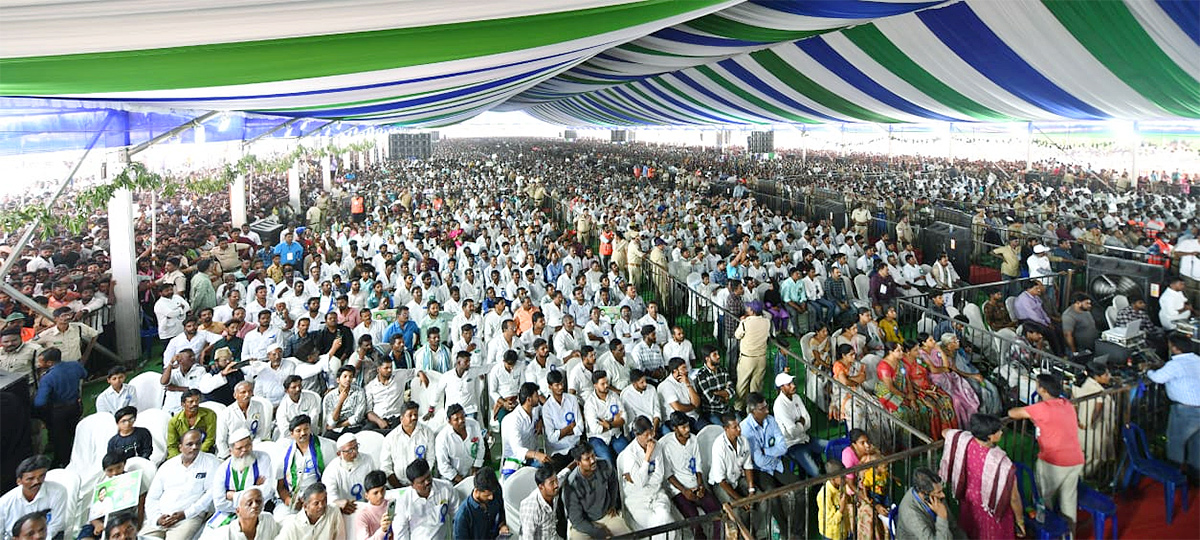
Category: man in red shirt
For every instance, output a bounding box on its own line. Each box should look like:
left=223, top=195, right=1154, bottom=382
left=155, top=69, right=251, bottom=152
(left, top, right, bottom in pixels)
left=1008, top=374, right=1085, bottom=532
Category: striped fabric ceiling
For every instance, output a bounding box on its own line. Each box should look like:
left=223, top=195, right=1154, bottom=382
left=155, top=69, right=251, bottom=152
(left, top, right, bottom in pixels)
left=1, top=0, right=1197, bottom=127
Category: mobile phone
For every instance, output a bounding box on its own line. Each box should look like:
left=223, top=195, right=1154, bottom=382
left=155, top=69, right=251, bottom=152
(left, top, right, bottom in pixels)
left=386, top=499, right=396, bottom=519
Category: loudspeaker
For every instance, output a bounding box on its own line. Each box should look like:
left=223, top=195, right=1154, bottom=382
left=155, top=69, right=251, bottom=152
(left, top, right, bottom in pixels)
left=748, top=131, right=774, bottom=154
left=1086, top=254, right=1166, bottom=312
left=564, top=130, right=578, bottom=141
left=814, top=200, right=847, bottom=230
left=922, top=222, right=973, bottom=278
left=611, top=130, right=628, bottom=143
left=388, top=133, right=435, bottom=159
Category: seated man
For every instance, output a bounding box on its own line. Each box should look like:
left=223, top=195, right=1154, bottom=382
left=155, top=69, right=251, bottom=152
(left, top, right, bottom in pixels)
left=773, top=374, right=826, bottom=479
left=0, top=455, right=68, bottom=540
left=894, top=467, right=957, bottom=540
left=659, top=358, right=703, bottom=430
left=518, top=467, right=562, bottom=540
left=166, top=390, right=218, bottom=459
left=107, top=406, right=156, bottom=462
left=322, top=433, right=376, bottom=516
left=321, top=366, right=368, bottom=438
left=435, top=404, right=485, bottom=484
left=499, top=383, right=550, bottom=478
left=708, top=413, right=757, bottom=535
left=216, top=382, right=270, bottom=458
left=620, top=369, right=661, bottom=435
left=392, top=459, right=459, bottom=540
left=143, top=429, right=219, bottom=540
left=616, top=416, right=674, bottom=534
left=660, top=411, right=721, bottom=539
left=694, top=345, right=734, bottom=427
left=209, top=428, right=275, bottom=522
left=276, top=375, right=322, bottom=438
left=278, top=483, right=343, bottom=540
left=542, top=370, right=584, bottom=466
left=199, top=488, right=279, bottom=540
left=453, top=468, right=509, bottom=540
left=161, top=349, right=206, bottom=414
left=487, top=350, right=524, bottom=424
left=363, top=356, right=406, bottom=432
left=563, top=443, right=631, bottom=540
left=95, top=365, right=137, bottom=415
left=566, top=346, right=597, bottom=398
left=275, top=415, right=327, bottom=518
left=381, top=401, right=437, bottom=488
left=1013, top=282, right=1064, bottom=354
left=741, top=392, right=804, bottom=536
left=583, top=370, right=628, bottom=463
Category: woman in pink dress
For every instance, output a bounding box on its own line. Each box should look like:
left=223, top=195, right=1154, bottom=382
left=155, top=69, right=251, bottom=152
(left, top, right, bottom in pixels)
left=939, top=414, right=1026, bottom=539
left=919, top=332, right=979, bottom=426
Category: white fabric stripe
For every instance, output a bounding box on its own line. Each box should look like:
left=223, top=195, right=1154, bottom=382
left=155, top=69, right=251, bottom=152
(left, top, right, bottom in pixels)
left=767, top=44, right=929, bottom=122
left=0, top=0, right=641, bottom=57
left=818, top=32, right=976, bottom=121
left=967, top=0, right=1164, bottom=118
left=873, top=14, right=1055, bottom=119
left=1123, top=0, right=1200, bottom=80
left=716, top=3, right=869, bottom=32
left=664, top=66, right=808, bottom=124
left=726, top=55, right=870, bottom=122
left=634, top=35, right=764, bottom=58
left=637, top=79, right=751, bottom=124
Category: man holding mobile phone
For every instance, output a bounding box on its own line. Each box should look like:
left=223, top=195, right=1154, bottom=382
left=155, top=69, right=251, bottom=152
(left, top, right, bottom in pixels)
left=894, top=467, right=958, bottom=539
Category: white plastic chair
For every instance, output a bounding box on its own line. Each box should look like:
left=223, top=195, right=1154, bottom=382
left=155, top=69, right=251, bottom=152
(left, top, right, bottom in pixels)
left=454, top=475, right=475, bottom=501
left=502, top=466, right=538, bottom=538
left=67, top=412, right=117, bottom=481
left=695, top=424, right=724, bottom=477
left=124, top=456, right=157, bottom=492
left=712, top=288, right=729, bottom=338
left=412, top=370, right=446, bottom=434
left=1004, top=297, right=1018, bottom=322
left=686, top=272, right=702, bottom=318
left=355, top=430, right=386, bottom=463
left=845, top=275, right=869, bottom=311
left=853, top=274, right=871, bottom=304
left=45, top=468, right=82, bottom=539
left=133, top=408, right=171, bottom=464
left=1105, top=305, right=1118, bottom=329
left=860, top=354, right=882, bottom=393
left=1112, top=294, right=1129, bottom=311
left=250, top=396, right=276, bottom=440
left=946, top=305, right=961, bottom=319
left=200, top=401, right=227, bottom=417
left=129, top=371, right=165, bottom=411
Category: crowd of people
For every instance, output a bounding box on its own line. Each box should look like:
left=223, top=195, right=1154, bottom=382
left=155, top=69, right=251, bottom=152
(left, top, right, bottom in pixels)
left=0, top=137, right=1197, bottom=540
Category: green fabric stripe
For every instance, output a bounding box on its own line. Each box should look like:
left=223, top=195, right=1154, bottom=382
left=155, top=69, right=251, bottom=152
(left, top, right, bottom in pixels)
left=693, top=64, right=818, bottom=123
left=841, top=25, right=1006, bottom=121
left=0, top=0, right=728, bottom=95
left=616, top=43, right=691, bottom=58
left=626, top=85, right=706, bottom=124
left=684, top=15, right=824, bottom=42
left=585, top=91, right=660, bottom=124
left=651, top=77, right=766, bottom=124
left=1041, top=0, right=1200, bottom=118
left=747, top=50, right=896, bottom=123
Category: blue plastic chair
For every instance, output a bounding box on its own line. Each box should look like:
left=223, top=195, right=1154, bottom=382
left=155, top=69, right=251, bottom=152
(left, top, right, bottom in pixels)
left=825, top=436, right=851, bottom=463
left=1120, top=422, right=1190, bottom=524
left=1077, top=481, right=1117, bottom=539
left=1013, top=461, right=1070, bottom=539
left=887, top=503, right=898, bottom=540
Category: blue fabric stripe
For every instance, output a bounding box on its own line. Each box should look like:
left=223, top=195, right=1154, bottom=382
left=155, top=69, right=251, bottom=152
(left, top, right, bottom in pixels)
left=610, top=86, right=700, bottom=124
left=793, top=38, right=961, bottom=122
left=668, top=71, right=765, bottom=120
left=575, top=94, right=651, bottom=125
left=750, top=0, right=945, bottom=19
left=567, top=67, right=647, bottom=81
left=260, top=60, right=567, bottom=117
left=918, top=2, right=1107, bottom=119
left=714, top=58, right=838, bottom=121
left=653, top=27, right=767, bottom=47
left=1155, top=0, right=1200, bottom=46
left=639, top=80, right=742, bottom=124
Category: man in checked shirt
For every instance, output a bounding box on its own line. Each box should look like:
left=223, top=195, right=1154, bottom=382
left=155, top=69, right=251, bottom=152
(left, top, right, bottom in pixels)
left=694, top=344, right=734, bottom=427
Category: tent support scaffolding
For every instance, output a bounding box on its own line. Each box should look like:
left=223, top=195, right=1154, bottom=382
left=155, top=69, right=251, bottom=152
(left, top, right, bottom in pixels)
left=126, top=111, right=218, bottom=158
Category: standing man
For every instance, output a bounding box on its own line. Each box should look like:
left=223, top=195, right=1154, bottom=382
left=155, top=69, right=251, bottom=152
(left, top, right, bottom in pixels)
left=1145, top=335, right=1200, bottom=480
left=992, top=237, right=1023, bottom=296
left=733, top=304, right=770, bottom=407
left=32, top=348, right=87, bottom=467
left=155, top=282, right=191, bottom=352
left=1008, top=374, right=1085, bottom=532
left=143, top=430, right=220, bottom=540
left=34, top=307, right=99, bottom=365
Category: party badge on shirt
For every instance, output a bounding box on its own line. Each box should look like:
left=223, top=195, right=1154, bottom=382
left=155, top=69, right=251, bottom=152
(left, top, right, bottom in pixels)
left=416, top=445, right=427, bottom=459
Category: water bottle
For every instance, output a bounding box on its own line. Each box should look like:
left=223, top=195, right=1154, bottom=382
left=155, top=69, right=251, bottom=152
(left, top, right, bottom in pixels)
left=1035, top=500, right=1045, bottom=523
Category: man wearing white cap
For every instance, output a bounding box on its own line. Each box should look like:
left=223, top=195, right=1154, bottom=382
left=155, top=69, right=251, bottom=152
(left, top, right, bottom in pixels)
left=1027, top=244, right=1057, bottom=303
left=209, top=428, right=274, bottom=524
left=322, top=433, right=376, bottom=516
left=216, top=381, right=270, bottom=458
left=772, top=373, right=825, bottom=478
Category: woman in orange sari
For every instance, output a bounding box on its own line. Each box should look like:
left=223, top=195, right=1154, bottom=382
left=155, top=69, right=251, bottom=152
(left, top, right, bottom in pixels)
left=901, top=339, right=959, bottom=440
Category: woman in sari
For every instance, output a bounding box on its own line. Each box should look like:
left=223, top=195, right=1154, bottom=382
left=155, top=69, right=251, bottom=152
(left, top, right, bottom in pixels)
left=940, top=414, right=1026, bottom=539
left=836, top=323, right=865, bottom=361
left=919, top=332, right=980, bottom=426
left=902, top=339, right=959, bottom=439
left=832, top=344, right=868, bottom=424
left=875, top=343, right=912, bottom=420
left=855, top=451, right=891, bottom=540
left=1073, top=361, right=1116, bottom=476
left=807, top=324, right=833, bottom=411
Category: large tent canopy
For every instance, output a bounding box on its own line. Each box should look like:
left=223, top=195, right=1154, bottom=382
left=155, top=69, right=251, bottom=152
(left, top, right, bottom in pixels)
left=2, top=0, right=1198, bottom=131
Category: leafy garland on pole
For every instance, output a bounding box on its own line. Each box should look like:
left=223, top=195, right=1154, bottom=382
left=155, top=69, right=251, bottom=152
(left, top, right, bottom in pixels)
left=0, top=140, right=375, bottom=240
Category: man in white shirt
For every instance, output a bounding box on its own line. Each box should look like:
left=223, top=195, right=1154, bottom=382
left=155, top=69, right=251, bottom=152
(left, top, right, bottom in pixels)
left=216, top=382, right=271, bottom=458
left=488, top=350, right=524, bottom=424
left=391, top=459, right=459, bottom=540
left=275, top=375, right=322, bottom=438
left=772, top=373, right=825, bottom=478
left=1159, top=278, right=1196, bottom=330
left=500, top=383, right=550, bottom=478
left=209, top=429, right=275, bottom=519
left=542, top=370, right=584, bottom=461
left=596, top=339, right=630, bottom=392
left=635, top=302, right=670, bottom=347
left=435, top=351, right=481, bottom=419
left=583, top=370, right=628, bottom=463
left=242, top=311, right=280, bottom=362
left=620, top=369, right=661, bottom=435
left=155, top=282, right=191, bottom=346
left=381, top=401, right=437, bottom=487
left=552, top=315, right=584, bottom=362
left=160, top=349, right=206, bottom=415
left=95, top=366, right=138, bottom=415
left=321, top=433, right=376, bottom=516
left=658, top=411, right=722, bottom=539
left=142, top=430, right=220, bottom=540
left=616, top=416, right=674, bottom=534
left=708, top=413, right=757, bottom=533
left=435, top=404, right=486, bottom=484
left=658, top=358, right=702, bottom=426
left=364, top=356, right=406, bottom=432
left=662, top=326, right=696, bottom=370
left=0, top=455, right=68, bottom=540
left=163, top=317, right=220, bottom=367
left=278, top=483, right=343, bottom=540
